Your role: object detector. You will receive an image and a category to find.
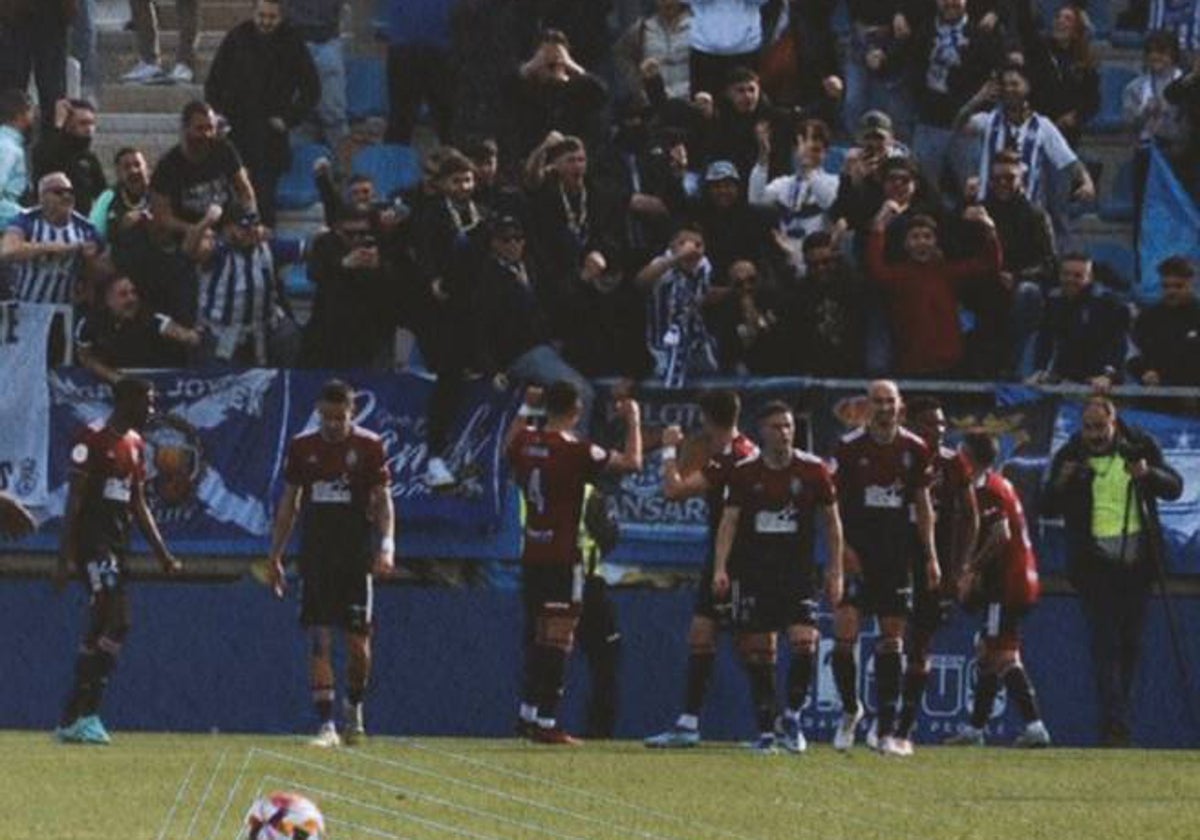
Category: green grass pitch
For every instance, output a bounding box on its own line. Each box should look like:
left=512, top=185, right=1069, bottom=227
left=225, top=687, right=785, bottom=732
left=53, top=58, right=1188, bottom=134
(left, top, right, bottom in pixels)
left=5, top=732, right=1199, bottom=839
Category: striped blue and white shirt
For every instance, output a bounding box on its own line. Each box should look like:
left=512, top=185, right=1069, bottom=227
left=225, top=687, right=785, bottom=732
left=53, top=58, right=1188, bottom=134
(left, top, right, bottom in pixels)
left=7, top=208, right=101, bottom=305
left=198, top=238, right=302, bottom=329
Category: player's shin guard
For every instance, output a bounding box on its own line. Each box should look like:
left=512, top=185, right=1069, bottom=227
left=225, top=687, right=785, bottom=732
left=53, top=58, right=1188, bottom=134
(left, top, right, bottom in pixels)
left=60, top=645, right=115, bottom=725
left=970, top=668, right=1001, bottom=729
left=1001, top=664, right=1042, bottom=723
left=832, top=642, right=859, bottom=716
left=874, top=646, right=903, bottom=737
left=684, top=651, right=715, bottom=717
left=897, top=665, right=929, bottom=738
left=786, top=651, right=816, bottom=712
left=535, top=644, right=568, bottom=725
left=746, top=661, right=778, bottom=735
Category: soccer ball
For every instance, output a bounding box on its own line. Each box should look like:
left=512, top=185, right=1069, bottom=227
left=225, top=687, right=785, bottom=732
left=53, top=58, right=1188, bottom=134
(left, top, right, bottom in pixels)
left=244, top=792, right=325, bottom=840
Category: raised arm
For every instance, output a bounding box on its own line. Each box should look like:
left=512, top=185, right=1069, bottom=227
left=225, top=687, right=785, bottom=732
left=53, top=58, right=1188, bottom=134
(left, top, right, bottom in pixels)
left=606, top=399, right=644, bottom=473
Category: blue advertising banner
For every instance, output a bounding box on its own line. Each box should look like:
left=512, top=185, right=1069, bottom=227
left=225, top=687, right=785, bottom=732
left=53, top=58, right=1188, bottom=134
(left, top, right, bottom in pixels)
left=1138, top=145, right=1200, bottom=303
left=28, top=369, right=517, bottom=556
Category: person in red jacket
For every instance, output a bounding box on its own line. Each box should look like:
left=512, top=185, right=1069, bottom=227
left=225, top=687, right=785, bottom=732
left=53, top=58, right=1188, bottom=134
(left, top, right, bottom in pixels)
left=946, top=430, right=1050, bottom=748
left=866, top=200, right=1002, bottom=376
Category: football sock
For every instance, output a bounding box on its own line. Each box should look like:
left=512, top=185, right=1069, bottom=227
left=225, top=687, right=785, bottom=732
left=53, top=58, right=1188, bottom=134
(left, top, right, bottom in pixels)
left=535, top=645, right=568, bottom=724
left=312, top=685, right=335, bottom=725
left=1002, top=664, right=1042, bottom=723
left=970, top=670, right=1000, bottom=729
left=61, top=648, right=114, bottom=725
left=875, top=650, right=903, bottom=736
left=745, top=661, right=777, bottom=735
left=786, top=651, right=816, bottom=712
left=897, top=666, right=930, bottom=738
left=832, top=646, right=859, bottom=715
left=683, top=651, right=715, bottom=718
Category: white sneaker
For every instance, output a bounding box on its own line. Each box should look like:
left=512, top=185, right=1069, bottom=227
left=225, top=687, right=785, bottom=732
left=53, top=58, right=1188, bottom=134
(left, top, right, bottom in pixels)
left=309, top=723, right=341, bottom=748
left=779, top=714, right=807, bottom=754
left=833, top=705, right=863, bottom=752
left=877, top=735, right=909, bottom=756
left=865, top=719, right=879, bottom=751
left=1013, top=720, right=1051, bottom=748
left=170, top=63, right=194, bottom=83
left=424, top=456, right=456, bottom=489
left=893, top=737, right=915, bottom=756
left=944, top=724, right=985, bottom=746
left=121, top=61, right=164, bottom=83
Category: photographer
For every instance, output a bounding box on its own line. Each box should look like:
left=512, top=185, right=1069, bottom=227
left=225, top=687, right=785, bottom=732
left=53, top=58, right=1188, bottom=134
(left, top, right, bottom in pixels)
left=1042, top=396, right=1184, bottom=746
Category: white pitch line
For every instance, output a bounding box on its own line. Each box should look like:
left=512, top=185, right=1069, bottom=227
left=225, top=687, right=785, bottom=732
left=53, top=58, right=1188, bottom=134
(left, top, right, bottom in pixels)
left=208, top=748, right=256, bottom=840
left=154, top=760, right=199, bottom=840
left=405, top=740, right=764, bottom=840
left=183, top=750, right=230, bottom=840
left=252, top=747, right=580, bottom=840
left=261, top=775, right=464, bottom=840
left=325, top=817, right=402, bottom=840
left=332, top=743, right=696, bottom=840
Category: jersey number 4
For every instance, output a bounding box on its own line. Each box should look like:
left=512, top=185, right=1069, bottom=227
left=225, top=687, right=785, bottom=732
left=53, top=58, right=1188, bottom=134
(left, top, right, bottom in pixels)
left=526, top=467, right=547, bottom=515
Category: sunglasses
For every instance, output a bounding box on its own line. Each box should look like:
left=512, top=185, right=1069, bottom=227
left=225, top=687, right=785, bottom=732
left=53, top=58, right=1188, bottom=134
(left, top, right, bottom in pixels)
left=48, top=187, right=75, bottom=196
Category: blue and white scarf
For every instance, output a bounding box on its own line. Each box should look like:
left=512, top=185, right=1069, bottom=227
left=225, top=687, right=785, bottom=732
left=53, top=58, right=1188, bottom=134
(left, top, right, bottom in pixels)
left=926, top=17, right=969, bottom=94
left=646, top=255, right=719, bottom=388
left=978, top=108, right=1046, bottom=204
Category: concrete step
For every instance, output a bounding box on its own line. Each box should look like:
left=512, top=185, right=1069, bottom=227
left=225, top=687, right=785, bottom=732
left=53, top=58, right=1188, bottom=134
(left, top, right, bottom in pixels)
left=137, top=1, right=249, bottom=33
left=99, top=82, right=206, bottom=115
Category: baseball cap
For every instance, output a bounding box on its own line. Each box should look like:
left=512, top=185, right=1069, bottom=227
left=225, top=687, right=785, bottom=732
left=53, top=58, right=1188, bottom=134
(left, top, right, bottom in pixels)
left=704, top=160, right=740, bottom=183
left=858, top=110, right=894, bottom=138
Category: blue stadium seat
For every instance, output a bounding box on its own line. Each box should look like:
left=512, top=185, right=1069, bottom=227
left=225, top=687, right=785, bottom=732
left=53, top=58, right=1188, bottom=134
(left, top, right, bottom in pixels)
left=350, top=144, right=422, bottom=199
left=276, top=142, right=330, bottom=210
left=1098, top=159, right=1136, bottom=222
left=346, top=56, right=387, bottom=120
left=1109, top=29, right=1145, bottom=48
left=1086, top=240, right=1136, bottom=292
left=831, top=0, right=850, bottom=36
left=824, top=145, right=849, bottom=175
left=282, top=261, right=315, bottom=300
left=1088, top=66, right=1137, bottom=134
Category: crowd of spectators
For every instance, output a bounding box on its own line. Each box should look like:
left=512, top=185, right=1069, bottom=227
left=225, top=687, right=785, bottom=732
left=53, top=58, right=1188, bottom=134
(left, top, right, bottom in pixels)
left=0, top=0, right=1196, bottom=415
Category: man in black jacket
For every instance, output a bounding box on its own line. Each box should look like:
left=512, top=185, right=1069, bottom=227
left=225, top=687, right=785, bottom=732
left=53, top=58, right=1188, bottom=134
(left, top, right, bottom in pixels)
left=1030, top=253, right=1131, bottom=389
left=32, top=99, right=105, bottom=214
left=1129, top=256, right=1200, bottom=388
left=1042, top=396, right=1184, bottom=746
left=204, top=0, right=319, bottom=226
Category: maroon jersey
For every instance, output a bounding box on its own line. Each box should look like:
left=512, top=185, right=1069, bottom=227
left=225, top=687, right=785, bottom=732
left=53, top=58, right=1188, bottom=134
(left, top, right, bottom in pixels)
left=833, top=426, right=931, bottom=547
left=700, top=433, right=760, bottom=534
left=976, top=471, right=1040, bottom=607
left=283, top=426, right=389, bottom=564
left=926, top=444, right=974, bottom=573
left=68, top=423, right=146, bottom=558
left=727, top=450, right=836, bottom=571
left=508, top=427, right=610, bottom=566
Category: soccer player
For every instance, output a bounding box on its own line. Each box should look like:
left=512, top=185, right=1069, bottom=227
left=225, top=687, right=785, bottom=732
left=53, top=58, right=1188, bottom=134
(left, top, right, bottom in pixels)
left=0, top=491, right=36, bottom=540
left=831, top=380, right=938, bottom=756
left=267, top=380, right=394, bottom=748
left=712, top=401, right=844, bottom=753
left=55, top=377, right=181, bottom=745
left=644, top=390, right=760, bottom=748
left=893, top=396, right=978, bottom=751
left=508, top=381, right=642, bottom=745
left=946, top=431, right=1050, bottom=747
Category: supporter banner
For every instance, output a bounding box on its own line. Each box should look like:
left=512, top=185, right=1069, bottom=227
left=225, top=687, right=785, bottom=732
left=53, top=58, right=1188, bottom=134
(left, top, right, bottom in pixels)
left=0, top=303, right=56, bottom=506
left=35, top=370, right=515, bottom=554
left=1139, top=145, right=1200, bottom=303
left=44, top=369, right=288, bottom=548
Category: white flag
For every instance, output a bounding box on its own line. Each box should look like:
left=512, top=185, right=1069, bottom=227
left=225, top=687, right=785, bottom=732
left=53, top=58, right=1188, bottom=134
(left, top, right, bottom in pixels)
left=0, top=302, right=56, bottom=506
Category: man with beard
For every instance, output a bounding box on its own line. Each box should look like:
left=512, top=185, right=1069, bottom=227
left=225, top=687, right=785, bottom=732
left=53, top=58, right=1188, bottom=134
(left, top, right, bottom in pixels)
left=90, top=149, right=151, bottom=242
left=75, top=275, right=202, bottom=383
left=33, top=99, right=106, bottom=214
left=150, top=101, right=258, bottom=241
left=204, top=0, right=320, bottom=226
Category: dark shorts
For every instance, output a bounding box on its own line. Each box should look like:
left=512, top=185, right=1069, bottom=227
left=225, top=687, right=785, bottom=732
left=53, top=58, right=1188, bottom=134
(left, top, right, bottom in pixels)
left=981, top=601, right=1027, bottom=650
left=693, top=559, right=733, bottom=626
left=841, top=559, right=912, bottom=618
left=300, top=557, right=374, bottom=634
left=523, top=562, right=584, bottom=617
left=729, top=557, right=818, bottom=633
left=80, top=550, right=132, bottom=643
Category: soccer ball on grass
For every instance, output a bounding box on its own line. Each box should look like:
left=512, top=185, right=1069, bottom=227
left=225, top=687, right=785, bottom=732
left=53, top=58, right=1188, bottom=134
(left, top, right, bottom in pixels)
left=245, top=792, right=325, bottom=839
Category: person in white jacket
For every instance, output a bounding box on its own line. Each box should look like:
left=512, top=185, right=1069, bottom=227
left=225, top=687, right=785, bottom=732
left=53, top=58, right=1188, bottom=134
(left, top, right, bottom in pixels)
left=747, top=117, right=843, bottom=273
left=689, top=0, right=769, bottom=96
